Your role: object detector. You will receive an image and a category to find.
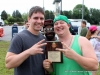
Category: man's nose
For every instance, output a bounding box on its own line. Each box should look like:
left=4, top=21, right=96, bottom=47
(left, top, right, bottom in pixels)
left=37, top=18, right=42, bottom=23
left=57, top=23, right=61, bottom=27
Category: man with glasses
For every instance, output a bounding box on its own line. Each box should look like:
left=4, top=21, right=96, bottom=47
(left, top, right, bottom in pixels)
left=43, top=19, right=57, bottom=41
left=43, top=19, right=57, bottom=75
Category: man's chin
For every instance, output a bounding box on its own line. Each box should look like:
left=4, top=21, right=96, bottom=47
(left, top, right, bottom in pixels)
left=35, top=29, right=41, bottom=31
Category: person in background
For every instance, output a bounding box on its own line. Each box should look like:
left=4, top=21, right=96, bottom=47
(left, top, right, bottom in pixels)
left=80, top=21, right=88, bottom=37
left=43, top=19, right=57, bottom=41
left=5, top=6, right=47, bottom=75
left=86, top=25, right=100, bottom=75
left=97, top=26, right=100, bottom=36
left=43, top=15, right=98, bottom=75
left=19, top=20, right=30, bottom=32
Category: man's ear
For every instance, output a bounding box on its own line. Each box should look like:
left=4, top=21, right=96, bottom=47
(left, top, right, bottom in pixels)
left=28, top=17, right=31, bottom=23
left=68, top=24, right=70, bottom=28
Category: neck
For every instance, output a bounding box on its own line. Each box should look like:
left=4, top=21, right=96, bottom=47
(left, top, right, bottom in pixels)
left=58, top=32, right=72, bottom=42
left=58, top=33, right=73, bottom=47
left=82, top=26, right=86, bottom=28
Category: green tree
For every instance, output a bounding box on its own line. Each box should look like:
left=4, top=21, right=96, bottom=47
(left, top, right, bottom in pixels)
left=62, top=11, right=69, bottom=17
left=68, top=10, right=73, bottom=19
left=7, top=14, right=11, bottom=18
left=12, top=11, right=16, bottom=18
left=22, top=13, right=28, bottom=21
left=12, top=10, right=23, bottom=23
left=49, top=11, right=54, bottom=19
left=89, top=8, right=100, bottom=24
left=73, top=4, right=89, bottom=20
left=4, top=20, right=8, bottom=25
left=45, top=10, right=50, bottom=19
left=7, top=16, right=16, bottom=24
left=12, top=10, right=22, bottom=18
left=16, top=10, right=22, bottom=18
left=62, top=10, right=73, bottom=19
left=1, top=10, right=8, bottom=20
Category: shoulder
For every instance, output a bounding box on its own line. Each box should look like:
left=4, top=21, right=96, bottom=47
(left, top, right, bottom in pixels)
left=78, top=36, right=96, bottom=53
left=79, top=36, right=89, bottom=42
left=39, top=33, right=46, bottom=40
left=18, top=28, right=26, bottom=33
left=12, top=30, right=28, bottom=42
left=78, top=36, right=91, bottom=47
left=18, top=30, right=28, bottom=36
left=82, top=27, right=88, bottom=30
left=11, top=33, right=23, bottom=43
left=78, top=36, right=96, bottom=57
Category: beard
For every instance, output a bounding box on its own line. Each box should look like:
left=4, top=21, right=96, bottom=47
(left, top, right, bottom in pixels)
left=45, top=32, right=55, bottom=41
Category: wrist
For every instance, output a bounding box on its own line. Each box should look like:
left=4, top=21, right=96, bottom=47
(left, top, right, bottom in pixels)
left=96, top=36, right=98, bottom=38
left=25, top=49, right=31, bottom=56
left=73, top=53, right=81, bottom=61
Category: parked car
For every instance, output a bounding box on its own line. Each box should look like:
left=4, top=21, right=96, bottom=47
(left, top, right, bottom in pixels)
left=0, top=19, right=5, bottom=26
left=69, top=22, right=76, bottom=35
left=0, top=26, right=4, bottom=37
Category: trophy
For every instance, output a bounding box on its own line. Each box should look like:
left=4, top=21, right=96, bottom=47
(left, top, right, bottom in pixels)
left=45, top=41, right=63, bottom=63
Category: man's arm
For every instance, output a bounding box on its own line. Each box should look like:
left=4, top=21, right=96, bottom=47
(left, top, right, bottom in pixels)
left=91, top=35, right=100, bottom=39
left=5, top=50, right=30, bottom=69
left=55, top=36, right=98, bottom=71
left=73, top=36, right=98, bottom=71
left=5, top=39, right=47, bottom=69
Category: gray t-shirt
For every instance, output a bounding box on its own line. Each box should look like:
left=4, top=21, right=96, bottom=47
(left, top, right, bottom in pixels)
left=8, top=30, right=46, bottom=75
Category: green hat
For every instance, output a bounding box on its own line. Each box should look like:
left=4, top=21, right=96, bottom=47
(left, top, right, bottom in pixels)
left=53, top=15, right=69, bottom=24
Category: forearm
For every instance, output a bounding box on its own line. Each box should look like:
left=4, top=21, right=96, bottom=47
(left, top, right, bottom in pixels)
left=96, top=36, right=100, bottom=39
left=5, top=50, right=30, bottom=69
left=73, top=54, right=98, bottom=71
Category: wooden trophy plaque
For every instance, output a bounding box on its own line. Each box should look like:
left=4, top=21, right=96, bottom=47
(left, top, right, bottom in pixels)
left=45, top=41, right=63, bottom=63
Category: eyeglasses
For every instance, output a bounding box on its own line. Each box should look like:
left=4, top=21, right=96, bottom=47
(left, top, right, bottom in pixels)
left=44, top=28, right=54, bottom=32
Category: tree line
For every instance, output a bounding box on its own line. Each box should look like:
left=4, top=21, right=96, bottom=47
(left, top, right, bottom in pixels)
left=1, top=4, right=100, bottom=25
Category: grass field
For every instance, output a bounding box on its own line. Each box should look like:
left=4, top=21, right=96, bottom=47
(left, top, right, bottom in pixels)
left=0, top=41, right=13, bottom=75
left=0, top=41, right=100, bottom=75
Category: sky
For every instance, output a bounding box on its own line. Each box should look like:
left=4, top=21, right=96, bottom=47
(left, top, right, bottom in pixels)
left=0, top=0, right=100, bottom=15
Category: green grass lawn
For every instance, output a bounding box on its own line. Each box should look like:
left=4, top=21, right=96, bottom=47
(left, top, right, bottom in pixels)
left=0, top=41, right=100, bottom=75
left=0, top=41, right=13, bottom=75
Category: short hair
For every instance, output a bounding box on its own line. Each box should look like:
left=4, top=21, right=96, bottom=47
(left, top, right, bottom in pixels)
left=24, top=20, right=28, bottom=24
left=28, top=6, right=44, bottom=18
left=81, top=21, right=86, bottom=25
